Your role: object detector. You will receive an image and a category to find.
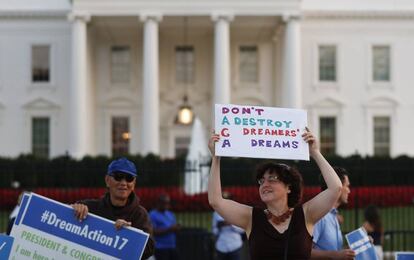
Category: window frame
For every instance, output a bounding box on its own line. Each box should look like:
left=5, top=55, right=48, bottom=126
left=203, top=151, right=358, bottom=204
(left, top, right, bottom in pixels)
left=366, top=42, right=394, bottom=90
left=318, top=45, right=337, bottom=82
left=313, top=42, right=341, bottom=90
left=110, top=45, right=132, bottom=85
left=111, top=116, right=130, bottom=157
left=308, top=98, right=343, bottom=155
left=372, top=45, right=391, bottom=82
left=175, top=45, right=195, bottom=85
left=238, top=45, right=259, bottom=84
left=0, top=40, right=3, bottom=91
left=31, top=117, right=50, bottom=158
left=373, top=116, right=391, bottom=157
left=29, top=43, right=55, bottom=87
left=168, top=126, right=192, bottom=158
left=319, top=116, right=337, bottom=156
left=24, top=99, right=59, bottom=158
left=364, top=100, right=395, bottom=157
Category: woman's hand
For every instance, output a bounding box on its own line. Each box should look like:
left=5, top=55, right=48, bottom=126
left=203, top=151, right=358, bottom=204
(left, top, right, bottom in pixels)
left=208, top=131, right=220, bottom=156
left=302, top=127, right=320, bottom=157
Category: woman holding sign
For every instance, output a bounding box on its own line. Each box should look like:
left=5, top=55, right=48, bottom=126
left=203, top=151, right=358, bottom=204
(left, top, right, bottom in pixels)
left=208, top=128, right=342, bottom=260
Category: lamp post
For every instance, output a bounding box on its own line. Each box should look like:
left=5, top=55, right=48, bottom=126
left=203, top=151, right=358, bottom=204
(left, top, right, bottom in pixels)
left=175, top=17, right=194, bottom=125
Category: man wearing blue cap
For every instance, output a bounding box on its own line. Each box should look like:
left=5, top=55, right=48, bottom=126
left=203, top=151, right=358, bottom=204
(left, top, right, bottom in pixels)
left=72, top=157, right=155, bottom=259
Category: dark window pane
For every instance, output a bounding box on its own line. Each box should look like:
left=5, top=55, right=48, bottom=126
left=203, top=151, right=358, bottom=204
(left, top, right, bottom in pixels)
left=319, top=45, right=336, bottom=82
left=112, top=117, right=130, bottom=156
left=175, top=137, right=190, bottom=158
left=239, top=46, right=258, bottom=83
left=175, top=46, right=195, bottom=83
left=32, top=117, right=49, bottom=158
left=320, top=117, right=336, bottom=156
left=373, top=46, right=390, bottom=82
left=111, top=46, right=131, bottom=83
left=374, top=117, right=390, bottom=156
left=32, top=45, right=50, bottom=82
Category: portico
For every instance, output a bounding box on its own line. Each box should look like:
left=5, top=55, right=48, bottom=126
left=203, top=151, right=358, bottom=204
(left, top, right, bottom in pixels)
left=68, top=0, right=302, bottom=158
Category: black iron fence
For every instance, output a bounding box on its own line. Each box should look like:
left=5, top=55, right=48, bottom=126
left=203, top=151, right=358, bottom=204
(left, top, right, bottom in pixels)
left=0, top=154, right=413, bottom=258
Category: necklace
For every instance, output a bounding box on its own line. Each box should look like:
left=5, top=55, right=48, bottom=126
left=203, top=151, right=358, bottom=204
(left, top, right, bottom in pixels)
left=264, top=208, right=293, bottom=225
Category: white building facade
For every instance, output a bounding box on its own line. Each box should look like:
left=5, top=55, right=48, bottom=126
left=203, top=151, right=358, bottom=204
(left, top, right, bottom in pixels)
left=0, top=0, right=413, bottom=159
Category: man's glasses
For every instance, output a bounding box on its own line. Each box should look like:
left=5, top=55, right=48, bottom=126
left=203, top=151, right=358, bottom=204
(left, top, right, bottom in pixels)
left=109, top=172, right=135, bottom=183
left=258, top=175, right=280, bottom=185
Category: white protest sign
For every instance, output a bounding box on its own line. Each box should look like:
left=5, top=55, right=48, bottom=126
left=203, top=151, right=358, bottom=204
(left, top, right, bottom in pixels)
left=214, top=104, right=309, bottom=160
left=9, top=192, right=149, bottom=260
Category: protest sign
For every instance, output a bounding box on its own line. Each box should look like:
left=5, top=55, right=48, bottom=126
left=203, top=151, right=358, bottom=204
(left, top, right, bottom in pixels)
left=10, top=192, right=149, bottom=260
left=0, top=234, right=14, bottom=259
left=345, top=227, right=378, bottom=260
left=214, top=104, right=309, bottom=160
left=395, top=252, right=414, bottom=260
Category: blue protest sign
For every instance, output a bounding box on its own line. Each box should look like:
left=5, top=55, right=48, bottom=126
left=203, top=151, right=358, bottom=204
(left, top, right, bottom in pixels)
left=13, top=192, right=30, bottom=227
left=10, top=192, right=149, bottom=260
left=0, top=234, right=14, bottom=259
left=345, top=228, right=378, bottom=260
left=395, top=252, right=414, bottom=260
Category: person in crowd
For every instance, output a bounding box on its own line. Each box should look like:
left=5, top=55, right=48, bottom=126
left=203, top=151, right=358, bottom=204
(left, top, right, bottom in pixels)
left=311, top=167, right=355, bottom=259
left=212, top=191, right=245, bottom=260
left=363, top=204, right=384, bottom=260
left=208, top=128, right=343, bottom=259
left=149, top=194, right=181, bottom=260
left=72, top=157, right=155, bottom=259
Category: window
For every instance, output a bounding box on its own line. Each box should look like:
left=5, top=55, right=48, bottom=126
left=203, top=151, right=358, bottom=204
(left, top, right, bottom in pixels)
left=373, top=116, right=390, bottom=156
left=319, top=117, right=336, bottom=156
left=175, top=137, right=190, bottom=158
left=32, top=117, right=49, bottom=158
left=372, top=46, right=390, bottom=82
left=111, top=46, right=131, bottom=83
left=175, top=46, right=194, bottom=83
left=318, top=45, right=336, bottom=82
left=112, top=117, right=130, bottom=156
left=32, top=45, right=50, bottom=82
left=239, top=46, right=258, bottom=83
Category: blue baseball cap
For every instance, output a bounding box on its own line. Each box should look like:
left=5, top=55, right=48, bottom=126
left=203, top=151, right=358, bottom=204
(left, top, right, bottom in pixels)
left=107, top=158, right=137, bottom=177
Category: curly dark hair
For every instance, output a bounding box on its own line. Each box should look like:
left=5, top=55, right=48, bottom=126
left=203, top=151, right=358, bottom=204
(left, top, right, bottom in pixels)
left=255, top=162, right=303, bottom=208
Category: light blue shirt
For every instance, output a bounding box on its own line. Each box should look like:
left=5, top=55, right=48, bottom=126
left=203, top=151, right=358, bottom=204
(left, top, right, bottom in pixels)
left=313, top=208, right=343, bottom=250
left=212, top=212, right=245, bottom=253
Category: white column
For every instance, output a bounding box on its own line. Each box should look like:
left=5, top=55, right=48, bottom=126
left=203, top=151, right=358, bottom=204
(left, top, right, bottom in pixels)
left=212, top=14, right=233, bottom=105
left=282, top=15, right=302, bottom=108
left=68, top=13, right=91, bottom=159
left=140, top=15, right=162, bottom=155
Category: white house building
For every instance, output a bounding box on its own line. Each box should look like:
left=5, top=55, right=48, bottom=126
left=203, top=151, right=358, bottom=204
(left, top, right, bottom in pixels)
left=0, top=0, right=413, bottom=159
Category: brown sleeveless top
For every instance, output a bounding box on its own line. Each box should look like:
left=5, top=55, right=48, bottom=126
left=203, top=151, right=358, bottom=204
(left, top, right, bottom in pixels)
left=249, top=205, right=312, bottom=260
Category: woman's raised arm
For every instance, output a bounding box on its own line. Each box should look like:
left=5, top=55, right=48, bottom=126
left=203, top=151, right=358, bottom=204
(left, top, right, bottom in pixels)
left=207, top=133, right=252, bottom=233
left=302, top=129, right=342, bottom=225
